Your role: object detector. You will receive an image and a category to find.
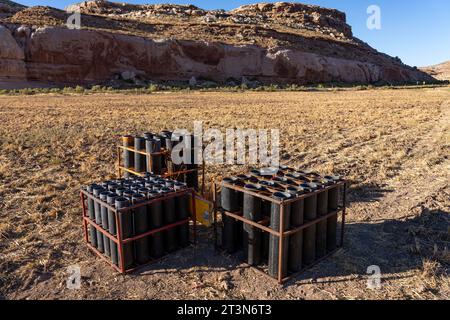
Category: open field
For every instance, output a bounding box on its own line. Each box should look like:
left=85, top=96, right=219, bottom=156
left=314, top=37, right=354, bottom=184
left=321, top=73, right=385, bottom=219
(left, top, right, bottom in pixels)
left=0, top=88, right=449, bottom=300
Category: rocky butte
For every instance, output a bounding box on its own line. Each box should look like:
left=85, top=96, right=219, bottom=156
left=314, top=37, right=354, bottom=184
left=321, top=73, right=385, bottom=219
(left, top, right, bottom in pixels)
left=420, top=61, right=450, bottom=82
left=0, top=0, right=437, bottom=86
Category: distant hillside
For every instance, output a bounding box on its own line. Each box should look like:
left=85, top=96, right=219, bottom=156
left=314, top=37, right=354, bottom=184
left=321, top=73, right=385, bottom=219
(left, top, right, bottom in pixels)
left=420, top=61, right=450, bottom=81
left=0, top=0, right=26, bottom=12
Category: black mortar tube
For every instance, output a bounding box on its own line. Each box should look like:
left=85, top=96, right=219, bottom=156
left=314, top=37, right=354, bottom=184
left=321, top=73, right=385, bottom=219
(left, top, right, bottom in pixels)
left=232, top=177, right=244, bottom=250
left=302, top=183, right=318, bottom=266
left=268, top=192, right=291, bottom=279
left=100, top=192, right=109, bottom=228
left=148, top=191, right=164, bottom=258
left=143, top=132, right=155, bottom=140
left=93, top=186, right=105, bottom=253
left=108, top=183, right=119, bottom=192
left=160, top=130, right=172, bottom=150
left=233, top=177, right=246, bottom=209
left=261, top=199, right=271, bottom=263
left=243, top=184, right=262, bottom=266
left=186, top=164, right=199, bottom=190
left=122, top=135, right=135, bottom=178
left=93, top=186, right=104, bottom=224
left=123, top=190, right=136, bottom=201
left=316, top=181, right=329, bottom=259
left=166, top=132, right=179, bottom=153
left=116, top=197, right=134, bottom=269
left=221, top=178, right=239, bottom=212
left=87, top=185, right=98, bottom=248
left=221, top=178, right=240, bottom=254
left=133, top=194, right=150, bottom=265
left=138, top=187, right=150, bottom=196
left=158, top=135, right=168, bottom=172
left=175, top=184, right=190, bottom=248
left=130, top=183, right=141, bottom=192
left=326, top=176, right=341, bottom=252
left=163, top=194, right=178, bottom=252
left=134, top=136, right=146, bottom=173
left=100, top=192, right=111, bottom=258
left=186, top=135, right=199, bottom=190
left=147, top=138, right=163, bottom=174
left=115, top=187, right=126, bottom=197
left=107, top=193, right=119, bottom=266
left=287, top=187, right=305, bottom=273
left=145, top=138, right=152, bottom=173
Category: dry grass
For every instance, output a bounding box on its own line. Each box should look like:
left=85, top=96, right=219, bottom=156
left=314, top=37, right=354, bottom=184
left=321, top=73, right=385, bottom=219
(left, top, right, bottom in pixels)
left=0, top=87, right=449, bottom=299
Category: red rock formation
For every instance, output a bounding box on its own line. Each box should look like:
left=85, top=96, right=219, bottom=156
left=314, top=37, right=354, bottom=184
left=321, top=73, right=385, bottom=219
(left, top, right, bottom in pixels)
left=0, top=1, right=436, bottom=86
left=420, top=61, right=450, bottom=81
left=0, top=25, right=26, bottom=80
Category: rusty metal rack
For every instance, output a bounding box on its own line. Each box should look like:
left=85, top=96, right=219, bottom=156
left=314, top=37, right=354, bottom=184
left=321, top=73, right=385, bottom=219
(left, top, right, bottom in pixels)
left=81, top=188, right=197, bottom=274
left=117, top=145, right=206, bottom=194
left=213, top=173, right=347, bottom=284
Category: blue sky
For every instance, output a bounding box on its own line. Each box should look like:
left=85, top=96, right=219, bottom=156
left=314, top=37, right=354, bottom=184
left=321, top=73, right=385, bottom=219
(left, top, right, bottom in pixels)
left=16, top=0, right=450, bottom=67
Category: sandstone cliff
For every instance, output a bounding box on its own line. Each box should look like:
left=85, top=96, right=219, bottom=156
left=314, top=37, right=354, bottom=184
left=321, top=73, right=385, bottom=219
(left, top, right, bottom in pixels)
left=0, top=24, right=26, bottom=80
left=420, top=61, right=450, bottom=81
left=0, top=1, right=436, bottom=85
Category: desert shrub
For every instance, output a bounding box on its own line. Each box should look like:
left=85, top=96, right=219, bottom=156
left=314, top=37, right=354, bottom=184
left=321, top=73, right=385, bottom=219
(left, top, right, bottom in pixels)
left=74, top=85, right=84, bottom=93
left=266, top=84, right=279, bottom=91
left=18, top=88, right=35, bottom=95
left=90, top=85, right=102, bottom=92
left=62, top=86, right=74, bottom=93
left=287, top=84, right=301, bottom=91
left=147, top=83, right=159, bottom=92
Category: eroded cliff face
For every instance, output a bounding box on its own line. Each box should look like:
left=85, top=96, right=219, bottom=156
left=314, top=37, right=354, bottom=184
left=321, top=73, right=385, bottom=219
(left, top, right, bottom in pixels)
left=420, top=61, right=450, bottom=81
left=0, top=1, right=436, bottom=85
left=0, top=25, right=26, bottom=80
left=66, top=1, right=353, bottom=40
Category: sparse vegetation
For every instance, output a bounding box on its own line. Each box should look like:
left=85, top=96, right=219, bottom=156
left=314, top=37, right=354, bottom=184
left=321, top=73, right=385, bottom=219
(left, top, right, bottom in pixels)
left=0, top=83, right=448, bottom=96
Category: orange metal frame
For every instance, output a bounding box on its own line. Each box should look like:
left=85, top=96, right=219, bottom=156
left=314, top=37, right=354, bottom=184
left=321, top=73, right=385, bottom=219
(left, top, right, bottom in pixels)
left=81, top=188, right=197, bottom=274
left=213, top=179, right=348, bottom=284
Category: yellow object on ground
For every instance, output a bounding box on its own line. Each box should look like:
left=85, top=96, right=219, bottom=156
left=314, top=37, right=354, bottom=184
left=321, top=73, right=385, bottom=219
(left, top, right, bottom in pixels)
left=190, top=193, right=213, bottom=227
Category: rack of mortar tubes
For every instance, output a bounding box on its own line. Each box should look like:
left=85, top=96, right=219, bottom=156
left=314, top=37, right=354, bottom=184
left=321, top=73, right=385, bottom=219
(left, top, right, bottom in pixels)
left=117, top=131, right=205, bottom=194
left=80, top=175, right=197, bottom=273
left=213, top=166, right=347, bottom=284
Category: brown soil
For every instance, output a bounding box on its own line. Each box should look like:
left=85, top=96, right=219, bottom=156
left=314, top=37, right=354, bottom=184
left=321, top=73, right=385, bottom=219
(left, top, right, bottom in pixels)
left=0, top=87, right=449, bottom=299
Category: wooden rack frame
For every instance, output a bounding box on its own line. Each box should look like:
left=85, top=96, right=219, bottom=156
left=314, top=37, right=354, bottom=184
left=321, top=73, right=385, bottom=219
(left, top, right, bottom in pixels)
left=213, top=179, right=347, bottom=284
left=81, top=188, right=197, bottom=274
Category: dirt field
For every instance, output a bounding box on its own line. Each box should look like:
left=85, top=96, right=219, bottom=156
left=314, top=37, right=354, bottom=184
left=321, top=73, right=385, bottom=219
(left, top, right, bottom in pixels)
left=0, top=88, right=449, bottom=300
